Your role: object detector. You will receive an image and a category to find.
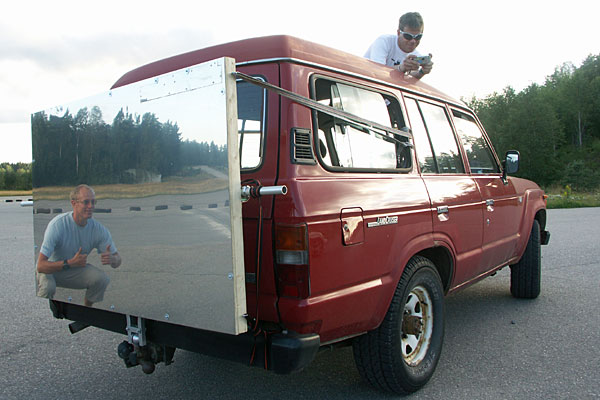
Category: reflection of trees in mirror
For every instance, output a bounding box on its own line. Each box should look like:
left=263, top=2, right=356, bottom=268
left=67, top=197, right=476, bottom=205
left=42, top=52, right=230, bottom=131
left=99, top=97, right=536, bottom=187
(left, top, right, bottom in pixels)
left=31, top=108, right=228, bottom=188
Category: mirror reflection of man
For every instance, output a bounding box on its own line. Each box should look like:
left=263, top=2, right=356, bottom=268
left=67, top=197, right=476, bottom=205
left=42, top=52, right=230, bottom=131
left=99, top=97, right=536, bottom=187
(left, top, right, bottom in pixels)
left=36, top=184, right=121, bottom=306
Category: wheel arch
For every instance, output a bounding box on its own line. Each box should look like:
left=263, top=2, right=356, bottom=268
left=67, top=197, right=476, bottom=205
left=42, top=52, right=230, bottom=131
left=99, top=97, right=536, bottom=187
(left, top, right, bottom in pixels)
left=366, top=238, right=454, bottom=334
left=416, top=245, right=454, bottom=294
left=535, top=208, right=547, bottom=231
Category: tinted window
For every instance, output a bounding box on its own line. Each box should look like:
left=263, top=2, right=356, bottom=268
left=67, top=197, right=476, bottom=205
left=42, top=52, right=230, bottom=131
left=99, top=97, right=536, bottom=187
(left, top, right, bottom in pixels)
left=237, top=80, right=265, bottom=169
left=418, top=101, right=464, bottom=174
left=313, top=79, right=409, bottom=170
left=452, top=110, right=499, bottom=174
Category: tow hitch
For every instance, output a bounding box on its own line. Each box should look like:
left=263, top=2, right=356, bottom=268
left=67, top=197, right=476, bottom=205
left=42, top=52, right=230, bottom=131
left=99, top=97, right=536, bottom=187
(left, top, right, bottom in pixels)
left=117, top=315, right=175, bottom=374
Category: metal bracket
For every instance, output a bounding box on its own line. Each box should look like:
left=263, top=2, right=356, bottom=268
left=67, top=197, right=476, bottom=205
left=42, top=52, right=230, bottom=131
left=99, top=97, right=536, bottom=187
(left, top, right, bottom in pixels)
left=126, top=315, right=146, bottom=347
left=241, top=185, right=287, bottom=202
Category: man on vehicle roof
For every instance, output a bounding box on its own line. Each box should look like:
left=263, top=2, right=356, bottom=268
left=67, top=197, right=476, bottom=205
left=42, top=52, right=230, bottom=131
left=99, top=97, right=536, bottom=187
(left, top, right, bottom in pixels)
left=364, top=12, right=434, bottom=79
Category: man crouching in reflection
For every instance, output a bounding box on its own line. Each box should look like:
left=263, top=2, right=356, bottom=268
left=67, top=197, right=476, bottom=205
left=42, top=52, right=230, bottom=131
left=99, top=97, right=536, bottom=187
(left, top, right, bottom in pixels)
left=36, top=184, right=121, bottom=306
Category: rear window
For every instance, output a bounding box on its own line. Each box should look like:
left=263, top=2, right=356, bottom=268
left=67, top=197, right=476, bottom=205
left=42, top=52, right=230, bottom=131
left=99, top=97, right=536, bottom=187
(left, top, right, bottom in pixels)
left=237, top=79, right=266, bottom=169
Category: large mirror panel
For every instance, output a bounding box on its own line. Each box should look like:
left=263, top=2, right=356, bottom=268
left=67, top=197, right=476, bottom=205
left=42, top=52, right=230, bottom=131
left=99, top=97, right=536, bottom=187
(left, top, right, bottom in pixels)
left=32, top=58, right=247, bottom=335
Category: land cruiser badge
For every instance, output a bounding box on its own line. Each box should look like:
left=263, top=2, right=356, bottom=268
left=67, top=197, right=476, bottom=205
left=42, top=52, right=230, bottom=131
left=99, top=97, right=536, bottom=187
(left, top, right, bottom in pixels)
left=367, top=216, right=398, bottom=228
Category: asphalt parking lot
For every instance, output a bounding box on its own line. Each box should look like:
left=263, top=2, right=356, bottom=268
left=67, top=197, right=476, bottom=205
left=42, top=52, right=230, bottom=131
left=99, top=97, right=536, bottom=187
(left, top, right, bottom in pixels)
left=1, top=200, right=599, bottom=399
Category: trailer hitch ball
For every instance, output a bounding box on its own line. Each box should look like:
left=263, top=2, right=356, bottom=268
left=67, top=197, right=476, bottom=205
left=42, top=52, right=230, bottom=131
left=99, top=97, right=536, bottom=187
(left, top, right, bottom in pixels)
left=118, top=341, right=143, bottom=369
left=118, top=341, right=134, bottom=361
left=117, top=340, right=175, bottom=373
left=140, top=359, right=156, bottom=374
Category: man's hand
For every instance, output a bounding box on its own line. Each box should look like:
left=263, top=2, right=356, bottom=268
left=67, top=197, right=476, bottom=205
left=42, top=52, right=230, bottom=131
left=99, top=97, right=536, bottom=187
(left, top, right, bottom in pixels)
left=69, top=247, right=88, bottom=267
left=402, top=54, right=433, bottom=79
left=101, top=245, right=121, bottom=268
left=420, top=54, right=434, bottom=75
left=400, top=56, right=421, bottom=74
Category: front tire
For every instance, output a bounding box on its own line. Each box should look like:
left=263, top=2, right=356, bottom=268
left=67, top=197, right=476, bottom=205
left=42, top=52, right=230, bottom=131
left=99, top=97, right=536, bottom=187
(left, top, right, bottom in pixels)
left=510, top=219, right=541, bottom=299
left=353, top=256, right=445, bottom=394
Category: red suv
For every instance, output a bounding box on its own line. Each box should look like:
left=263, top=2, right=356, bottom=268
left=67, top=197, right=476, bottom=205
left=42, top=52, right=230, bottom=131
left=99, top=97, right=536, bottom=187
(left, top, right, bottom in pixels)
left=35, top=35, right=550, bottom=394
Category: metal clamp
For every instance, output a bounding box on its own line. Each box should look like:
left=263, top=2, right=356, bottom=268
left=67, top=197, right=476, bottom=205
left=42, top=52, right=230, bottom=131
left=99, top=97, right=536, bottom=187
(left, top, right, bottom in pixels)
left=126, top=315, right=146, bottom=347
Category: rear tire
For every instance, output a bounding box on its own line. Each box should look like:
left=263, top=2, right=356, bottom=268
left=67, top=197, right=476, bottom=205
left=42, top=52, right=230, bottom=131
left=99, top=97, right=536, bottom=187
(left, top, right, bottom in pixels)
left=510, top=219, right=541, bottom=299
left=353, top=256, right=445, bottom=394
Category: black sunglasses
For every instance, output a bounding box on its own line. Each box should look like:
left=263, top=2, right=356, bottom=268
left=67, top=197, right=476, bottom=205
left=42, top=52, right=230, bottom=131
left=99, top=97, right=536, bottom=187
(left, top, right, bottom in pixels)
left=399, top=31, right=423, bottom=41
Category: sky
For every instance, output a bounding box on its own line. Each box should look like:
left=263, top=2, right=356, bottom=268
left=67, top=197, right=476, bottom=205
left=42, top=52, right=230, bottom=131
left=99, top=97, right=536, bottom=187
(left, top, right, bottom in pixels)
left=1, top=0, right=598, bottom=163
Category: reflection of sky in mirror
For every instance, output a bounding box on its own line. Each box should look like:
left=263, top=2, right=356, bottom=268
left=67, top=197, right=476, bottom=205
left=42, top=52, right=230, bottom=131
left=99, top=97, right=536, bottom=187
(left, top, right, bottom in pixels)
left=46, top=59, right=228, bottom=146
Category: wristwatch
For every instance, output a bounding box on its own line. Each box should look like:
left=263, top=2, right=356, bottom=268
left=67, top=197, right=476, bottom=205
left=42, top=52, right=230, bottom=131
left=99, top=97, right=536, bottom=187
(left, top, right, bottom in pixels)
left=62, top=260, right=70, bottom=270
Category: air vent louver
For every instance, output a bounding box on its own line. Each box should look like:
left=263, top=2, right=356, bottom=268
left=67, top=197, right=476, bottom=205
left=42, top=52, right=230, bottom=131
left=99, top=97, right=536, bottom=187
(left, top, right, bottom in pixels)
left=291, top=128, right=316, bottom=165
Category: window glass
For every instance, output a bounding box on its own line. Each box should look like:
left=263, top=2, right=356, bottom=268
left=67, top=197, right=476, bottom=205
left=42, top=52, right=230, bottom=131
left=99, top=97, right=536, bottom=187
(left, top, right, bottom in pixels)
left=418, top=102, right=464, bottom=174
left=336, top=84, right=391, bottom=126
left=405, top=98, right=436, bottom=173
left=452, top=110, right=499, bottom=174
left=237, top=80, right=265, bottom=169
left=314, top=79, right=409, bottom=170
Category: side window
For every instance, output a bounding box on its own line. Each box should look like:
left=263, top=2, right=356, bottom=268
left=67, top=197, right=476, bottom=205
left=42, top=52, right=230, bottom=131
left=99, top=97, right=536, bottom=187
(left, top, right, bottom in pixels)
left=451, top=110, right=500, bottom=174
left=237, top=80, right=266, bottom=169
left=313, top=79, right=409, bottom=170
left=405, top=98, right=436, bottom=173
left=417, top=101, right=465, bottom=174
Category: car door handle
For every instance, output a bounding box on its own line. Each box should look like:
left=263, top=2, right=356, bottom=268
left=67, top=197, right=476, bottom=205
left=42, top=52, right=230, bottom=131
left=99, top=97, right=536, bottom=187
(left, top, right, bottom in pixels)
left=486, top=199, right=494, bottom=206
left=437, top=206, right=449, bottom=222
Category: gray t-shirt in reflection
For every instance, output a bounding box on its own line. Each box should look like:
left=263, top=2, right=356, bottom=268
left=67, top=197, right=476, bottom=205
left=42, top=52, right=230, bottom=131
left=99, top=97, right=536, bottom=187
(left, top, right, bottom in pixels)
left=40, top=212, right=117, bottom=262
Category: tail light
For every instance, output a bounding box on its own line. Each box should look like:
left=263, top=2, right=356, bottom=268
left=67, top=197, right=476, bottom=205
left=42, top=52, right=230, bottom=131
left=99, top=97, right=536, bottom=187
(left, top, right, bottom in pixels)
left=274, top=223, right=310, bottom=299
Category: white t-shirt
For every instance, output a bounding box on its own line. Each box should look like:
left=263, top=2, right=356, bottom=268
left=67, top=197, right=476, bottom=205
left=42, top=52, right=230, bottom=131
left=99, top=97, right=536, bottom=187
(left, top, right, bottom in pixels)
left=364, top=34, right=424, bottom=68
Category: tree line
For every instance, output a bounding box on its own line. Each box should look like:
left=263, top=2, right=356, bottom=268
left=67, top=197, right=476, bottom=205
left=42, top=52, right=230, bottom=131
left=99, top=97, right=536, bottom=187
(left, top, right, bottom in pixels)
left=468, top=54, right=600, bottom=190
left=0, top=162, right=32, bottom=191
left=28, top=107, right=227, bottom=188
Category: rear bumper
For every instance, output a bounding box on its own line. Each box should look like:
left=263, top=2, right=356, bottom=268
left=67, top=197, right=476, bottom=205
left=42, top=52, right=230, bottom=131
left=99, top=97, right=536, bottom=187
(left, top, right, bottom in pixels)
left=50, top=300, right=320, bottom=374
left=270, top=331, right=321, bottom=374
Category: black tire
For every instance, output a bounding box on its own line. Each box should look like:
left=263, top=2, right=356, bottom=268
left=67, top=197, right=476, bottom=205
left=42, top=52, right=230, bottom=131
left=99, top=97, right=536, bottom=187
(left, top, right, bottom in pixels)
left=510, top=219, right=541, bottom=299
left=353, top=256, right=445, bottom=394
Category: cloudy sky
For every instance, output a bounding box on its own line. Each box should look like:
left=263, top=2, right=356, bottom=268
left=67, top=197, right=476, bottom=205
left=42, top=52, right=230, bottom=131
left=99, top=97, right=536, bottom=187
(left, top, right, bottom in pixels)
left=1, top=0, right=598, bottom=163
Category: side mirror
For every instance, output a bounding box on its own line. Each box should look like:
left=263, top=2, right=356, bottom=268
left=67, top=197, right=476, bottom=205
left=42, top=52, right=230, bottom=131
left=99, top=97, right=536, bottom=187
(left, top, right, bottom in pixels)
left=502, top=150, right=520, bottom=181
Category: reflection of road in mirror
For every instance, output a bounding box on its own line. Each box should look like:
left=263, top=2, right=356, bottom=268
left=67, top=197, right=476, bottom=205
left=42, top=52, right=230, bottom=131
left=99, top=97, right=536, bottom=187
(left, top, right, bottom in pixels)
left=33, top=188, right=237, bottom=332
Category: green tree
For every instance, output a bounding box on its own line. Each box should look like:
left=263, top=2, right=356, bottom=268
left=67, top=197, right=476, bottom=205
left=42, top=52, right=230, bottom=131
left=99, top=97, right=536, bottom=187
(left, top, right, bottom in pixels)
left=469, top=53, right=599, bottom=190
left=0, top=162, right=32, bottom=190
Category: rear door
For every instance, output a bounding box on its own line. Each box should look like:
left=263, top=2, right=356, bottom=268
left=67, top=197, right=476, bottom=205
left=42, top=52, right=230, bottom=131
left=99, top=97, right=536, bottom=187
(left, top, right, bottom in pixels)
left=404, top=96, right=484, bottom=286
left=238, top=63, right=280, bottom=218
left=237, top=63, right=281, bottom=321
